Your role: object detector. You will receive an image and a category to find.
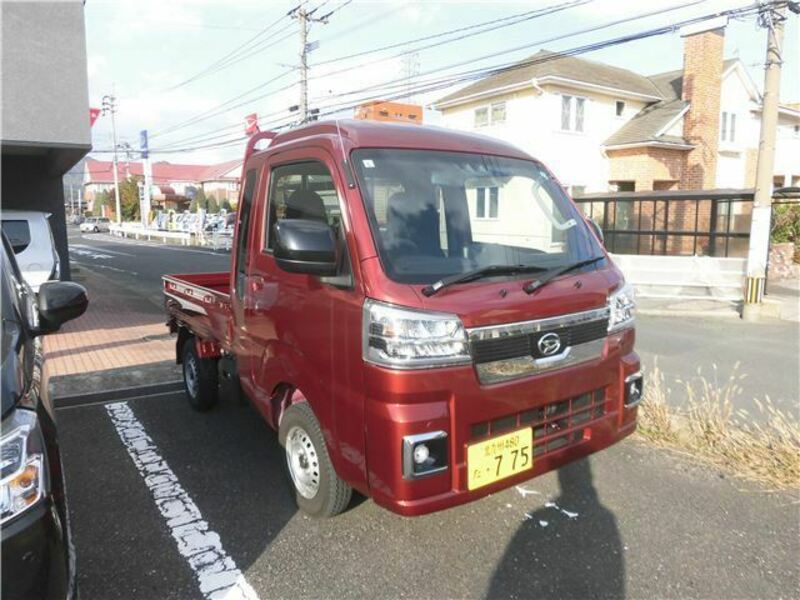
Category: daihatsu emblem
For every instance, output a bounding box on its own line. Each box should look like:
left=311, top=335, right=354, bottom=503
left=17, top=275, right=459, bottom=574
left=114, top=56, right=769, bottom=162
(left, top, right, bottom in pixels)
left=537, top=333, right=562, bottom=356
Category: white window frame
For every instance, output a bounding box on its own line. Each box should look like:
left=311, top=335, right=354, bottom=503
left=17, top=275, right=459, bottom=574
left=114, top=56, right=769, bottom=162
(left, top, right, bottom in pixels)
left=560, top=94, right=587, bottom=133
left=474, top=186, right=499, bottom=220
left=720, top=111, right=736, bottom=143
left=473, top=101, right=506, bottom=128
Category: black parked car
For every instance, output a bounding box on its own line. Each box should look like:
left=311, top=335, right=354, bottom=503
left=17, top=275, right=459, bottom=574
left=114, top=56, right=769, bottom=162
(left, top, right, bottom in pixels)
left=1, top=233, right=88, bottom=599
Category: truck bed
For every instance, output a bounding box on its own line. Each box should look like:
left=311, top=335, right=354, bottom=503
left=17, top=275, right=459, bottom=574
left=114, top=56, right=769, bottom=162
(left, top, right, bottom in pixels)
left=163, top=272, right=233, bottom=350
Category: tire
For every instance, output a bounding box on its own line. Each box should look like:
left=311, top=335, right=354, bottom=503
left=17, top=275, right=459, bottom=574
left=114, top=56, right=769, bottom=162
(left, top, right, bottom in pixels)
left=181, top=339, right=219, bottom=411
left=279, top=402, right=352, bottom=518
left=93, top=226, right=99, bottom=233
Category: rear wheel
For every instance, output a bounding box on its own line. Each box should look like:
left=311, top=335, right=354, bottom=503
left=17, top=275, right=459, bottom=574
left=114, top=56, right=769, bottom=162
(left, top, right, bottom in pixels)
left=279, top=402, right=352, bottom=518
left=182, top=340, right=219, bottom=411
left=93, top=226, right=99, bottom=233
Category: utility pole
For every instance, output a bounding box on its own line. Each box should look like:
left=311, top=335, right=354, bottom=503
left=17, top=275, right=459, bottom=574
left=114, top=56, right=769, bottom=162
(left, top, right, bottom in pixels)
left=102, top=91, right=122, bottom=224
left=291, top=6, right=327, bottom=123
left=742, top=3, right=788, bottom=321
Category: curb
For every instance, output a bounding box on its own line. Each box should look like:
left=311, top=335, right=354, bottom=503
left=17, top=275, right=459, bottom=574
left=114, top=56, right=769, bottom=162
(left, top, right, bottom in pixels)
left=637, top=308, right=740, bottom=319
left=55, top=380, right=183, bottom=409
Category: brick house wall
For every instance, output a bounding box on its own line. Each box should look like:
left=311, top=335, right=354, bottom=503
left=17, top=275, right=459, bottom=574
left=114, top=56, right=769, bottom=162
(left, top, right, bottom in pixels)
left=681, top=28, right=724, bottom=190
left=606, top=147, right=685, bottom=191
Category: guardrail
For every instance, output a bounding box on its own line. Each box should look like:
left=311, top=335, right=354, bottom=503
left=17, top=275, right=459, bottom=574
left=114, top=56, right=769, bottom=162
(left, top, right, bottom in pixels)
left=109, top=224, right=193, bottom=245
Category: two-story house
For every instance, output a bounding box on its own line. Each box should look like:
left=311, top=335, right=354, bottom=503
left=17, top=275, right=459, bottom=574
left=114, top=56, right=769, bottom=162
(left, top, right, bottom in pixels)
left=432, top=21, right=800, bottom=195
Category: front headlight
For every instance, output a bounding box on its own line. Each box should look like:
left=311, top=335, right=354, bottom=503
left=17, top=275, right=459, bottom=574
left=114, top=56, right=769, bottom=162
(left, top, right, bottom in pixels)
left=363, top=299, right=471, bottom=368
left=607, top=282, right=636, bottom=333
left=1, top=409, right=45, bottom=525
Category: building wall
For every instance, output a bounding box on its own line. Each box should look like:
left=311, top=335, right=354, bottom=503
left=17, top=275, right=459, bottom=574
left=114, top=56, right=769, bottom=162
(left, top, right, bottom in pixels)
left=606, top=147, right=685, bottom=191
left=774, top=113, right=800, bottom=187
left=681, top=29, right=724, bottom=189
left=1, top=0, right=91, bottom=280
left=1, top=1, right=90, bottom=167
left=439, top=86, right=649, bottom=193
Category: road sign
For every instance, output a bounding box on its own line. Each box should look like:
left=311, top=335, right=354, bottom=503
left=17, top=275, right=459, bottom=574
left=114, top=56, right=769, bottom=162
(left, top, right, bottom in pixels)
left=140, top=130, right=149, bottom=159
left=89, top=108, right=101, bottom=127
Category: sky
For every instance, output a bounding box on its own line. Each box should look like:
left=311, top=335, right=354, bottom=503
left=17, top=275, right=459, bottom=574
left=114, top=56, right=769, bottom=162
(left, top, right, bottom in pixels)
left=84, top=0, right=800, bottom=165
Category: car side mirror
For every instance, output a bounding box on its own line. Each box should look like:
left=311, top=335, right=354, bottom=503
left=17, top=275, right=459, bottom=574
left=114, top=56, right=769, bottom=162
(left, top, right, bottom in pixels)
left=273, top=219, right=338, bottom=277
left=586, top=218, right=604, bottom=246
left=36, top=281, right=88, bottom=334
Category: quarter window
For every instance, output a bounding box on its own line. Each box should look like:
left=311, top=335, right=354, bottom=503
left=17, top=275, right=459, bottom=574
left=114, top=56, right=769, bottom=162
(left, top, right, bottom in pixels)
left=234, top=169, right=258, bottom=299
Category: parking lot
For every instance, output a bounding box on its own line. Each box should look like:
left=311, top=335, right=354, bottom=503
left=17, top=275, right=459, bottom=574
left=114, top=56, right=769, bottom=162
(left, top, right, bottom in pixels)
left=48, top=230, right=800, bottom=599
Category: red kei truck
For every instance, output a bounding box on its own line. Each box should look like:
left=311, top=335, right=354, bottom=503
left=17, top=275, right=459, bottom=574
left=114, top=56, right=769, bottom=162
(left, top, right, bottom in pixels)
left=163, top=120, right=642, bottom=518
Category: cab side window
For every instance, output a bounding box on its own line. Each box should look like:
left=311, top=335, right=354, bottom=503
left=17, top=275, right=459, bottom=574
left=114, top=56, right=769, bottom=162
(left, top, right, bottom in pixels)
left=266, top=161, right=342, bottom=250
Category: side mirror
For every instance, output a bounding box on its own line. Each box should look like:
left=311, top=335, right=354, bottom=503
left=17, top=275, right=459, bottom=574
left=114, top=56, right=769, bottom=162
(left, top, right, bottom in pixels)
left=273, top=219, right=338, bottom=276
left=36, top=281, right=88, bottom=334
left=586, top=218, right=604, bottom=246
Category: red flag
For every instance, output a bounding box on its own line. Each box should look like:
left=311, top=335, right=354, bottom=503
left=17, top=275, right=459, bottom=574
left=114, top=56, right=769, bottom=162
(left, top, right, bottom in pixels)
left=89, top=108, right=101, bottom=127
left=245, top=113, right=259, bottom=135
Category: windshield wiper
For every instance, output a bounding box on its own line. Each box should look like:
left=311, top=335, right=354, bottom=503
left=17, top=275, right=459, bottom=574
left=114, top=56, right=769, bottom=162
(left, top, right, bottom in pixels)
left=523, top=256, right=605, bottom=295
left=422, top=264, right=549, bottom=297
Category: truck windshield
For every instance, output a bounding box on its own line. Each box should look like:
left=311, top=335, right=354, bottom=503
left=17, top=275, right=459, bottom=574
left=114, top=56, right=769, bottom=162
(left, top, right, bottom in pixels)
left=352, top=149, right=601, bottom=285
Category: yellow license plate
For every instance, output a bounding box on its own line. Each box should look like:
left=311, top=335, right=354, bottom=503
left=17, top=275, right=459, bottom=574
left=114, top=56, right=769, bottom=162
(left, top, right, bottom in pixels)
left=467, top=428, right=533, bottom=491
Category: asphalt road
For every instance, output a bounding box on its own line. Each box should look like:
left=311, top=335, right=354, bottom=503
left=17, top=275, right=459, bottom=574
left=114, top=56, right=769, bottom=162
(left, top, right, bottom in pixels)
left=54, top=229, right=799, bottom=599
left=68, top=229, right=800, bottom=416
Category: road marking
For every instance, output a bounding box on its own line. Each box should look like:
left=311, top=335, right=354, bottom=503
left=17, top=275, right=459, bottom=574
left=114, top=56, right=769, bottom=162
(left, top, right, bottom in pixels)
left=70, top=260, right=139, bottom=276
left=106, top=402, right=260, bottom=600
left=71, top=243, right=135, bottom=257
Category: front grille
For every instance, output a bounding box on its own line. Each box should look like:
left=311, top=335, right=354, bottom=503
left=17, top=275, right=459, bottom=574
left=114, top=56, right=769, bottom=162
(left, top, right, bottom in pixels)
left=471, top=318, right=609, bottom=363
left=469, top=388, right=606, bottom=458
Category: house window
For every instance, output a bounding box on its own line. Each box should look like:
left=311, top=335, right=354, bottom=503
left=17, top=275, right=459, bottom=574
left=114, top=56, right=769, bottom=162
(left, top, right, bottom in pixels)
left=491, top=102, right=506, bottom=124
left=474, top=107, right=489, bottom=127
left=615, top=100, right=625, bottom=117
left=721, top=111, right=736, bottom=142
left=561, top=95, right=585, bottom=132
left=475, top=187, right=499, bottom=219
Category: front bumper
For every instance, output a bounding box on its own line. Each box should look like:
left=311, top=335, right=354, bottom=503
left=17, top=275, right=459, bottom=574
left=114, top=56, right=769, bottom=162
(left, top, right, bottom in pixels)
left=1, top=496, right=74, bottom=600
left=364, top=328, right=639, bottom=516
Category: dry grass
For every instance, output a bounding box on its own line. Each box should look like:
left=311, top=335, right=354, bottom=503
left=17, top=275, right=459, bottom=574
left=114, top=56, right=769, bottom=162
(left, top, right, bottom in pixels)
left=636, top=363, right=800, bottom=490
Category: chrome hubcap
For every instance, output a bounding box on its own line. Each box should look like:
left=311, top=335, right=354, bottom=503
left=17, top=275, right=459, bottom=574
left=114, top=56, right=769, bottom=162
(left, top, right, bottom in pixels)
left=285, top=425, right=320, bottom=499
left=184, top=355, right=199, bottom=398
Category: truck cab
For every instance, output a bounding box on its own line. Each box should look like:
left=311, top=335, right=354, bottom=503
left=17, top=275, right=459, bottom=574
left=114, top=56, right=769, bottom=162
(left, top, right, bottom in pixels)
left=164, top=119, right=642, bottom=517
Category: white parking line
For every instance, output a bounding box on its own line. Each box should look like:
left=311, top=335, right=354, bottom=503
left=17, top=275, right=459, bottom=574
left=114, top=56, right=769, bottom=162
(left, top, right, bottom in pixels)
left=106, top=402, right=260, bottom=600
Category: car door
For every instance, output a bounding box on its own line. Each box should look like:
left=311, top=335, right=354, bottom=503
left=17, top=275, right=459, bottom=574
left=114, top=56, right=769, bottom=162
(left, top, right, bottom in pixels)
left=244, top=148, right=364, bottom=446
left=229, top=164, right=265, bottom=403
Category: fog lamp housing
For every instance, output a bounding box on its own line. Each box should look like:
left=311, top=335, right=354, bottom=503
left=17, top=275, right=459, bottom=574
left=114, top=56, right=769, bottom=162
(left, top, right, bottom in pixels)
left=624, top=372, right=644, bottom=408
left=402, top=431, right=448, bottom=479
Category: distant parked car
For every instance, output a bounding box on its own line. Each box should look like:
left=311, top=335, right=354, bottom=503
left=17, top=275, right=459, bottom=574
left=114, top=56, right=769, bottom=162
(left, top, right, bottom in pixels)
left=1, top=210, right=60, bottom=293
left=69, top=215, right=84, bottom=225
left=79, top=216, right=111, bottom=233
left=1, top=232, right=88, bottom=599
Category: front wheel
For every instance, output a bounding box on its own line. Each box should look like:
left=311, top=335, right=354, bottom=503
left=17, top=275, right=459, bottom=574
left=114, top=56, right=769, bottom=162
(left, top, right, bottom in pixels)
left=182, top=340, right=219, bottom=411
left=93, top=226, right=99, bottom=233
left=279, top=402, right=352, bottom=518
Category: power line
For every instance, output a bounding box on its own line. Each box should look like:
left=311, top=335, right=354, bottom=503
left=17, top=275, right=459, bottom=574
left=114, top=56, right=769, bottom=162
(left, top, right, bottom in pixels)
left=308, top=0, right=709, bottom=106
left=163, top=3, right=301, bottom=92
left=150, top=69, right=296, bottom=139
left=312, top=0, right=592, bottom=67
left=307, top=1, right=772, bottom=119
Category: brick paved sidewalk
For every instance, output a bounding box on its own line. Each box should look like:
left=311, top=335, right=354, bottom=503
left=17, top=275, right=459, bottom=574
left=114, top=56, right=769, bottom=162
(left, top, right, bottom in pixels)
left=44, top=268, right=176, bottom=380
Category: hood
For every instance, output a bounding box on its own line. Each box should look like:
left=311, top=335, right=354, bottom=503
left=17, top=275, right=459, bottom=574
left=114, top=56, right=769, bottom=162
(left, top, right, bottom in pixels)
left=415, top=261, right=620, bottom=329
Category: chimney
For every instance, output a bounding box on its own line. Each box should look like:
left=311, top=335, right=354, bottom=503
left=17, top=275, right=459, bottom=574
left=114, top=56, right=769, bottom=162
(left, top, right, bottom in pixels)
left=680, top=17, right=727, bottom=190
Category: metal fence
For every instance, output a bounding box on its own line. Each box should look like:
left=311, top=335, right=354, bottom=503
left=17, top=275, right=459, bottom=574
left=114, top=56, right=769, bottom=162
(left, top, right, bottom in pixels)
left=573, top=189, right=755, bottom=258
